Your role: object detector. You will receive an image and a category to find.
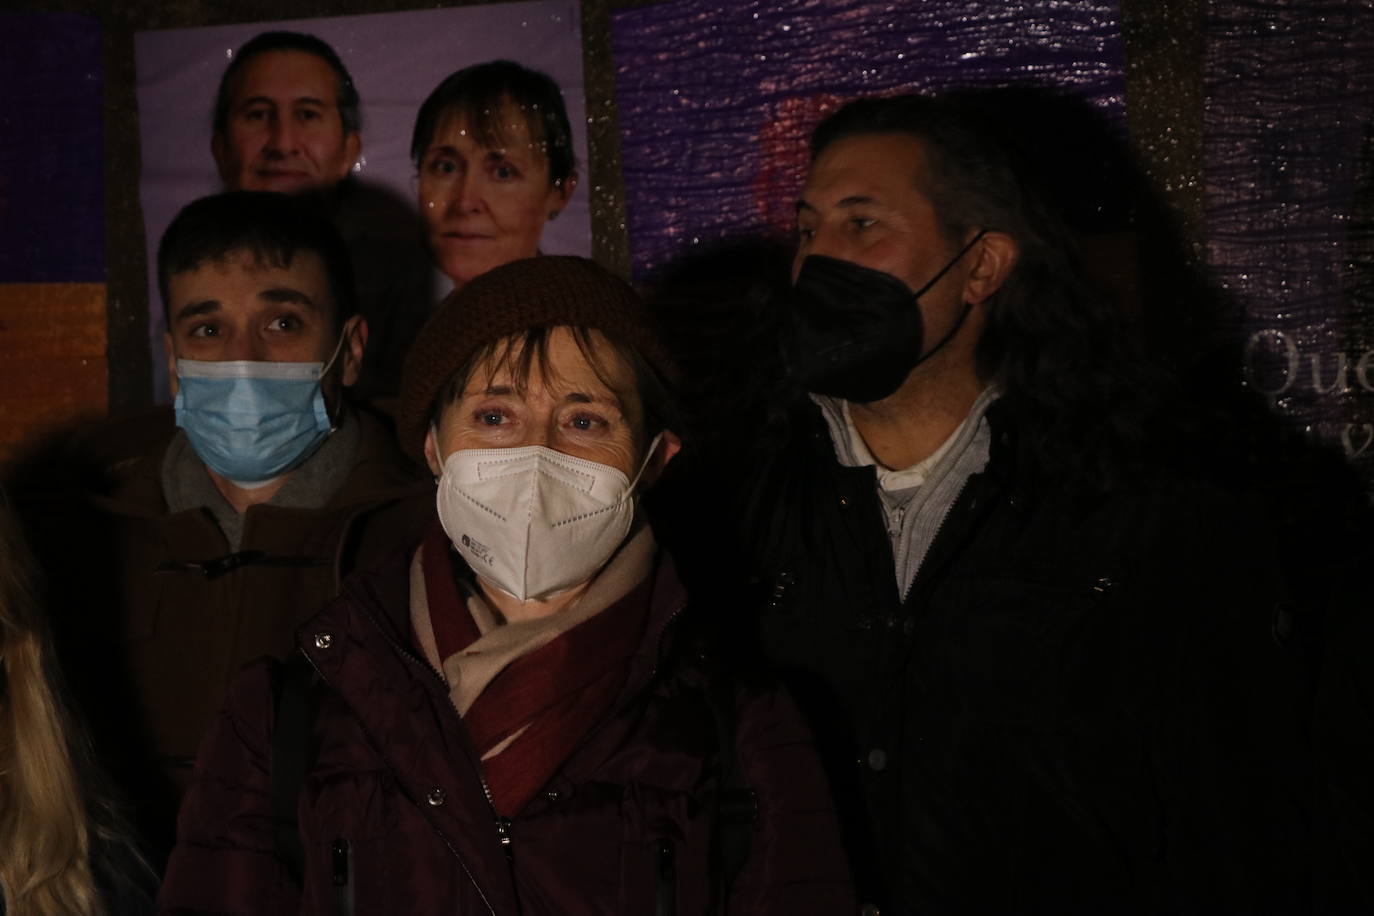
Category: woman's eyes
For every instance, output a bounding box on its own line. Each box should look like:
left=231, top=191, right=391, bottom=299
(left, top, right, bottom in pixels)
left=464, top=405, right=616, bottom=434
left=567, top=413, right=604, bottom=432
left=421, top=157, right=522, bottom=182
left=490, top=160, right=521, bottom=181
left=423, top=154, right=457, bottom=177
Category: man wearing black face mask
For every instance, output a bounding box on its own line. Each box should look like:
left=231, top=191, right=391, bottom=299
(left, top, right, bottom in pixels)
left=654, top=94, right=1310, bottom=915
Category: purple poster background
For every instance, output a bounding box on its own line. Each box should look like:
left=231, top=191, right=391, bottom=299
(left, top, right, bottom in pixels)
left=0, top=12, right=104, bottom=283
left=135, top=2, right=587, bottom=401
left=1206, top=0, right=1374, bottom=491
left=610, top=0, right=1125, bottom=280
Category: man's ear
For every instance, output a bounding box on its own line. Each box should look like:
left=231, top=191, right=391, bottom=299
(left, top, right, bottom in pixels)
left=163, top=331, right=179, bottom=397
left=339, top=315, right=368, bottom=388
left=422, top=425, right=445, bottom=478
left=642, top=429, right=683, bottom=488
left=963, top=230, right=1019, bottom=306
left=337, top=131, right=362, bottom=183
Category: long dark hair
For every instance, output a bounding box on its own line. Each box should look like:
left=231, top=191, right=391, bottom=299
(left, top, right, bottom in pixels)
left=812, top=93, right=1176, bottom=487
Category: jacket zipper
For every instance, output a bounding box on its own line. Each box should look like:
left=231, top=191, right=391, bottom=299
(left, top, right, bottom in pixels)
left=330, top=839, right=354, bottom=916
left=479, top=777, right=514, bottom=861
left=900, top=473, right=972, bottom=606
left=305, top=612, right=501, bottom=916
left=365, top=603, right=515, bottom=844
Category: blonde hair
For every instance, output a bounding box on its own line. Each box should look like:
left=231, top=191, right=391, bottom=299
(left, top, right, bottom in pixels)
left=0, top=504, right=106, bottom=915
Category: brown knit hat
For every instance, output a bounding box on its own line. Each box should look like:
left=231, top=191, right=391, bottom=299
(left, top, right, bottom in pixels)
left=397, top=255, right=672, bottom=461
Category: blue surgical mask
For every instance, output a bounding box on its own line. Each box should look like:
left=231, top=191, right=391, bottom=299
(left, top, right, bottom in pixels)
left=173, top=336, right=344, bottom=488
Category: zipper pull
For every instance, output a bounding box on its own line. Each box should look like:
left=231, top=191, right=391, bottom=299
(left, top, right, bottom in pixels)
left=331, top=839, right=350, bottom=886
left=887, top=505, right=905, bottom=539
left=331, top=838, right=355, bottom=915
left=496, top=816, right=514, bottom=861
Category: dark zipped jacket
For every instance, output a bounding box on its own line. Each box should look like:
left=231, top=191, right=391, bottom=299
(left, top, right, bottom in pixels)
left=656, top=397, right=1311, bottom=915
left=157, top=549, right=855, bottom=915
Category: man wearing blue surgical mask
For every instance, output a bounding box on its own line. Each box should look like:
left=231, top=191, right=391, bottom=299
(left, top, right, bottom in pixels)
left=22, top=191, right=432, bottom=868
left=163, top=201, right=363, bottom=514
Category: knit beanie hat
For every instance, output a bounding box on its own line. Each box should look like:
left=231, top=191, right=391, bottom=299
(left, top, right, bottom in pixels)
left=397, top=255, right=672, bottom=462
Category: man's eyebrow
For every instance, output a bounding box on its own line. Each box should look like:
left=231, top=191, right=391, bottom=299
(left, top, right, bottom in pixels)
left=237, top=95, right=328, bottom=110
left=173, top=300, right=219, bottom=323
left=259, top=287, right=321, bottom=311
left=795, top=195, right=879, bottom=214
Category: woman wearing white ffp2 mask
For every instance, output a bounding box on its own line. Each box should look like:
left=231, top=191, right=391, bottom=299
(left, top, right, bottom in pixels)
left=160, top=256, right=855, bottom=914
left=425, top=330, right=671, bottom=614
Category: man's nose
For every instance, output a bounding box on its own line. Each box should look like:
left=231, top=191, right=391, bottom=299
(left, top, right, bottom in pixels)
left=266, top=115, right=298, bottom=154
left=223, top=332, right=264, bottom=362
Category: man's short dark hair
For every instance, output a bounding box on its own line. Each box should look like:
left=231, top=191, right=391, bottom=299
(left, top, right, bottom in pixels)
left=410, top=60, right=575, bottom=188
left=158, top=191, right=356, bottom=329
left=212, top=31, right=361, bottom=137
left=810, top=93, right=1172, bottom=486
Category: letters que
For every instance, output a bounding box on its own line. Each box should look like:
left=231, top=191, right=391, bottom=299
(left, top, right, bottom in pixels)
left=1244, top=328, right=1374, bottom=459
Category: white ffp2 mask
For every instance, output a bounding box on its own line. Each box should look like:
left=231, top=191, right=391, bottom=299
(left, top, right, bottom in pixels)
left=434, top=436, right=661, bottom=601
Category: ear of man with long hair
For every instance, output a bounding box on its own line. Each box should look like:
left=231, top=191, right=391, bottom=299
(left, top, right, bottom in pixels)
left=0, top=502, right=151, bottom=915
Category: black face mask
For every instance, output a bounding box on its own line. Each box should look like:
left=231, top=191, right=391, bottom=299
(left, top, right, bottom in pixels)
left=789, top=229, right=987, bottom=403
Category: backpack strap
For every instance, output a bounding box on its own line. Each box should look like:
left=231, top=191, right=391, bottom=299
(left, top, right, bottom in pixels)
left=271, top=650, right=317, bottom=885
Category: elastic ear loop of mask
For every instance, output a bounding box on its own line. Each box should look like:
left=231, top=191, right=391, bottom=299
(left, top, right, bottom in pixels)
left=906, top=228, right=989, bottom=370
left=320, top=325, right=351, bottom=379
left=624, top=432, right=665, bottom=499
left=319, top=328, right=352, bottom=434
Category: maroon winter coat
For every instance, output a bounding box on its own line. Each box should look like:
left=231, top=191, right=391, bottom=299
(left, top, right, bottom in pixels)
left=158, top=550, right=855, bottom=915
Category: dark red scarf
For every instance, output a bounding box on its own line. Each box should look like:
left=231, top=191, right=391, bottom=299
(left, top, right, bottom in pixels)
left=419, top=525, right=651, bottom=817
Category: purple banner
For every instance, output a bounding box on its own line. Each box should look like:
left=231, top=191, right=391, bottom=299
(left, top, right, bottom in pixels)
left=610, top=0, right=1125, bottom=280
left=1206, top=0, right=1374, bottom=489
left=0, top=12, right=104, bottom=283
